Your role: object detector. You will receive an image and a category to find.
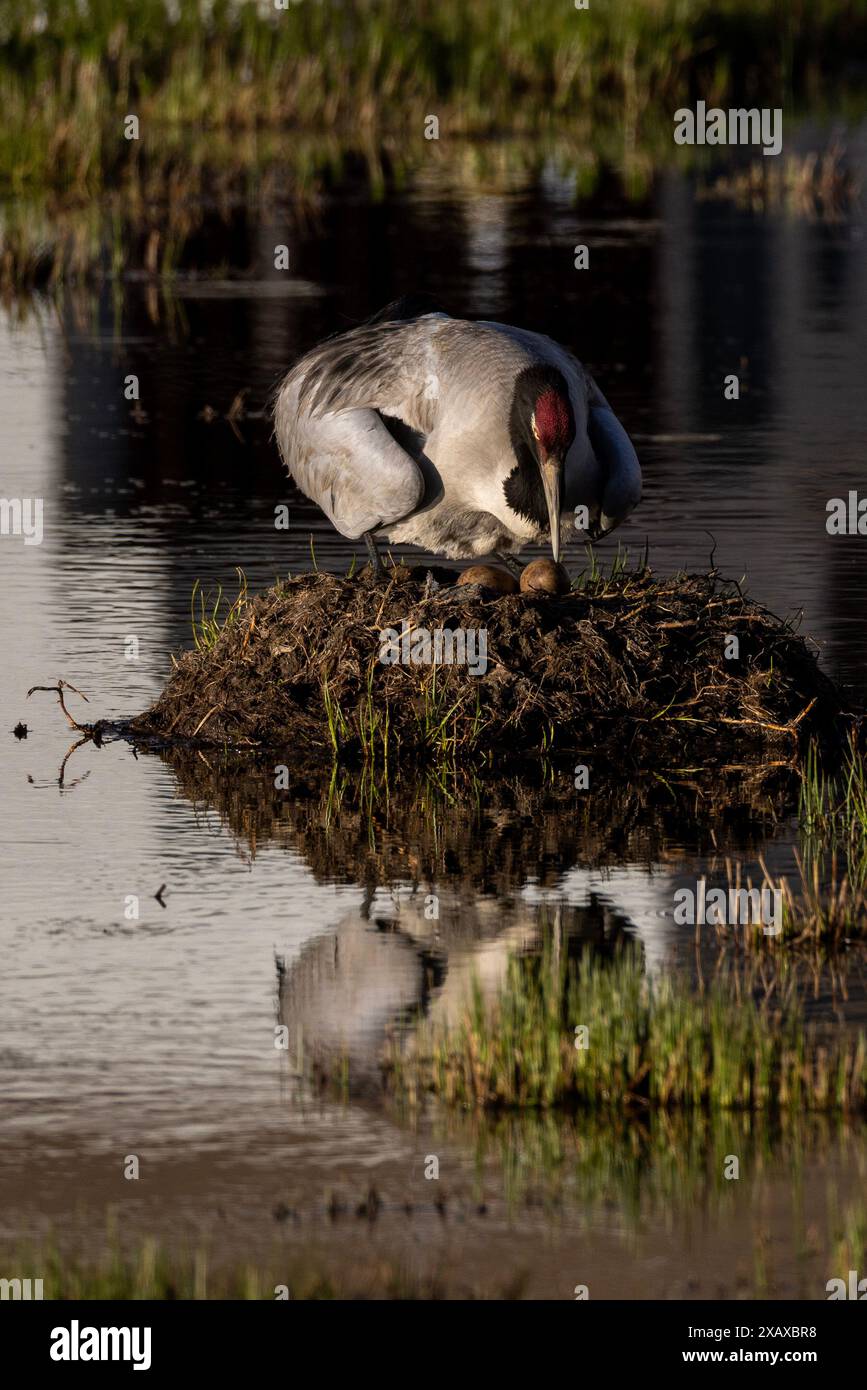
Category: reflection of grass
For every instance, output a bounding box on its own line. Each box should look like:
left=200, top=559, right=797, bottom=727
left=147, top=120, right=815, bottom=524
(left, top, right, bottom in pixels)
left=433, top=1103, right=865, bottom=1275
left=452, top=1105, right=802, bottom=1219
left=751, top=1191, right=867, bottom=1299
left=800, top=741, right=867, bottom=887
left=700, top=147, right=859, bottom=220
left=829, top=1196, right=867, bottom=1281
left=386, top=946, right=867, bottom=1112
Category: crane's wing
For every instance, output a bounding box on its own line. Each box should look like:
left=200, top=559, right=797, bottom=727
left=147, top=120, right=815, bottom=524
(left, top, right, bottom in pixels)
left=277, top=314, right=450, bottom=427
left=585, top=375, right=641, bottom=526
left=280, top=405, right=430, bottom=540
left=273, top=313, right=449, bottom=538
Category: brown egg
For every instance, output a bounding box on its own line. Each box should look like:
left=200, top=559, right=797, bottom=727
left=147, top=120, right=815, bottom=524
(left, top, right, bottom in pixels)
left=519, top=559, right=571, bottom=595
left=456, top=565, right=519, bottom=594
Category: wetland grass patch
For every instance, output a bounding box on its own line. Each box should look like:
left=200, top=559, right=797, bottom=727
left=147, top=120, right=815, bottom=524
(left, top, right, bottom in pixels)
left=800, top=741, right=867, bottom=886
left=2, top=1237, right=464, bottom=1301
left=384, top=947, right=867, bottom=1114
left=4, top=0, right=861, bottom=198
left=1, top=2, right=864, bottom=287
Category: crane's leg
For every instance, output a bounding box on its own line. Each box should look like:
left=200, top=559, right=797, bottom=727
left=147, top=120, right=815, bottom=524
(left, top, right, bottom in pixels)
left=496, top=551, right=526, bottom=580
left=364, top=531, right=386, bottom=578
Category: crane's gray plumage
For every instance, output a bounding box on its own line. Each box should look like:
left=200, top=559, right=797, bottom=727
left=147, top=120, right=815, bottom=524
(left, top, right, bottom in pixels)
left=273, top=300, right=641, bottom=561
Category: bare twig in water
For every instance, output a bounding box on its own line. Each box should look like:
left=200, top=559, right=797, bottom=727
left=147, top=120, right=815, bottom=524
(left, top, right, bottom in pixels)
left=225, top=389, right=249, bottom=442
left=226, top=389, right=249, bottom=422
left=27, top=680, right=90, bottom=732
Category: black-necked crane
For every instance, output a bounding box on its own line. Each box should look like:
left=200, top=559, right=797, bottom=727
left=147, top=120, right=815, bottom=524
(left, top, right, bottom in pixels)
left=273, top=297, right=641, bottom=574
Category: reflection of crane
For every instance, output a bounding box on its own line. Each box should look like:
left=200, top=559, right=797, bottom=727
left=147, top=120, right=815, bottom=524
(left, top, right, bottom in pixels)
left=277, top=900, right=539, bottom=1088
left=524, top=864, right=688, bottom=977
left=276, top=869, right=675, bottom=1085
left=273, top=297, right=641, bottom=573
left=278, top=909, right=434, bottom=1088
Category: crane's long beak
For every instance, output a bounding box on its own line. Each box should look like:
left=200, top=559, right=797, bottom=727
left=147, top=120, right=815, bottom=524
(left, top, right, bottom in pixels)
left=540, top=458, right=562, bottom=563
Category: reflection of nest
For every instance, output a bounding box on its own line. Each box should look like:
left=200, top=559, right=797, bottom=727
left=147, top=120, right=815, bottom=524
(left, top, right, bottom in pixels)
left=156, top=746, right=798, bottom=892
left=130, top=568, right=845, bottom=763
left=152, top=752, right=802, bottom=1088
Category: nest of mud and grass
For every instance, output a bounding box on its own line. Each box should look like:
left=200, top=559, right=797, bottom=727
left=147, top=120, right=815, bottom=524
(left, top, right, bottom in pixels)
left=129, top=564, right=848, bottom=766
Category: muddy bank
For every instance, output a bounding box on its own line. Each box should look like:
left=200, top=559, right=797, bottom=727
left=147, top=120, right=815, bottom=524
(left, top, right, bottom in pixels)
left=130, top=566, right=847, bottom=765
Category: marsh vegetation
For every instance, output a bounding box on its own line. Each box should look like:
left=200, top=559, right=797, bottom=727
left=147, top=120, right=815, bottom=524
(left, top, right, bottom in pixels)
left=2, top=1, right=865, bottom=285
left=4, top=0, right=863, bottom=192
left=384, top=946, right=867, bottom=1113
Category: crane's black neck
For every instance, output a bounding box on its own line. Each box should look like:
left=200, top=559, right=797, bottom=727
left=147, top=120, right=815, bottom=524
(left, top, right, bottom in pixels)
left=503, top=364, right=570, bottom=526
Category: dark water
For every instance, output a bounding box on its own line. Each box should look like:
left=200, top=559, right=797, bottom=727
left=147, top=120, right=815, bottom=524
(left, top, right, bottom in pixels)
left=2, top=141, right=867, bottom=1296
